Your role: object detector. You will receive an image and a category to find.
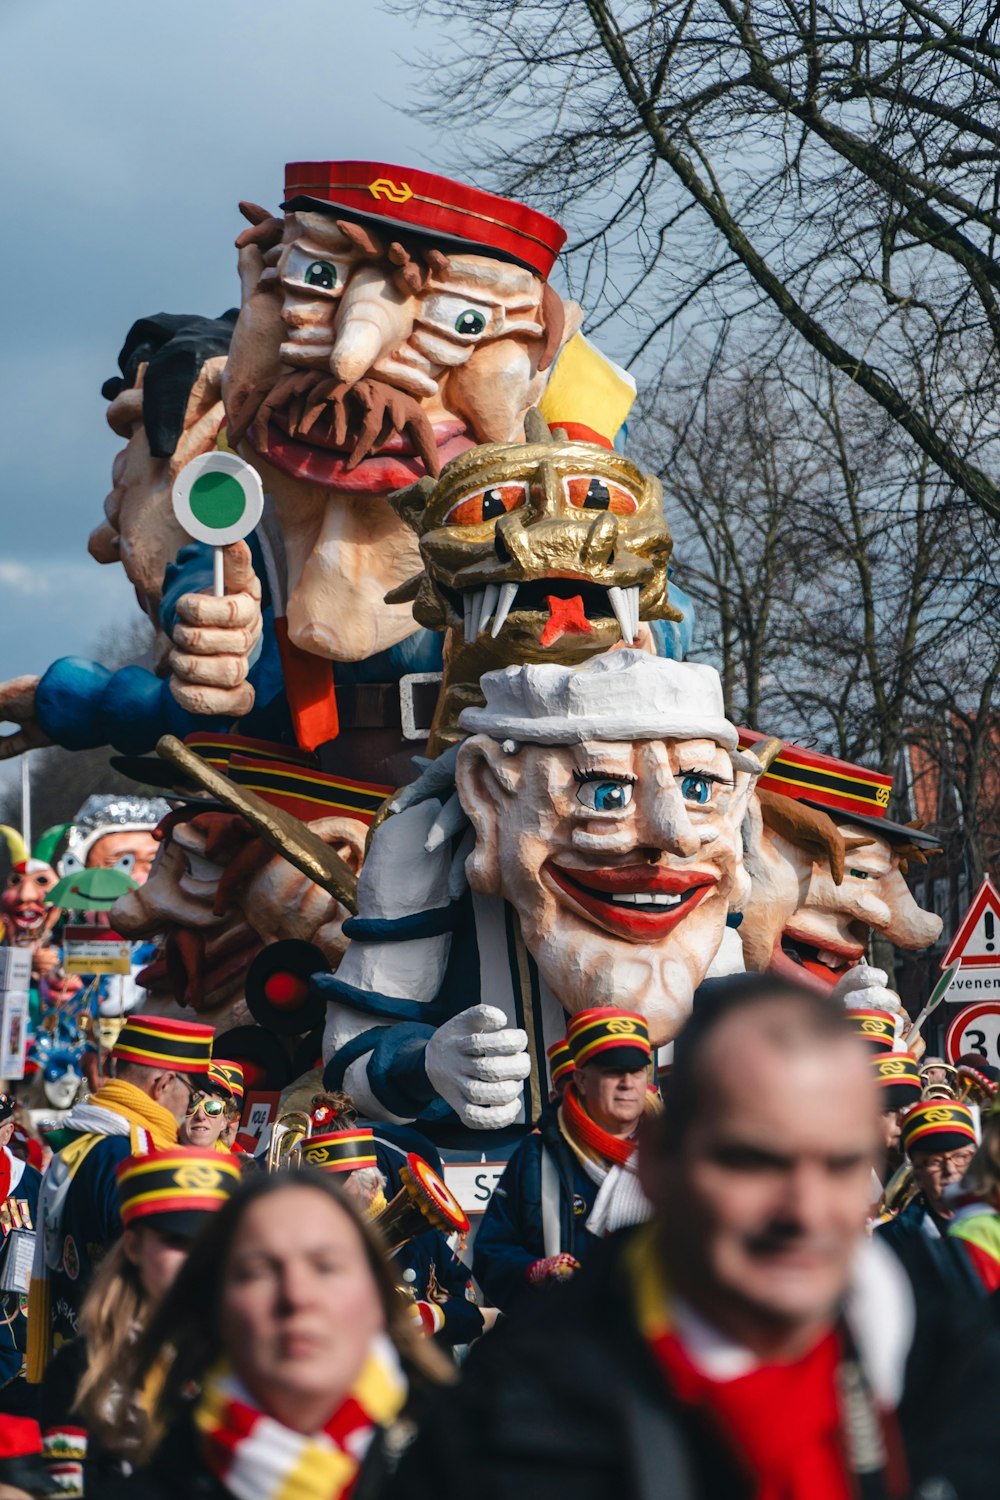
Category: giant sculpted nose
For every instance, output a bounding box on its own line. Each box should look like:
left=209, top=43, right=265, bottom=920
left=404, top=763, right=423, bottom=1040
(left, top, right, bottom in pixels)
left=329, top=264, right=416, bottom=385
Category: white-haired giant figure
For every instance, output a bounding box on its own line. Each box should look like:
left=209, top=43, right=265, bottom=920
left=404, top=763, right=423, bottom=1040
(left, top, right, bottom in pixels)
left=307, top=651, right=767, bottom=1147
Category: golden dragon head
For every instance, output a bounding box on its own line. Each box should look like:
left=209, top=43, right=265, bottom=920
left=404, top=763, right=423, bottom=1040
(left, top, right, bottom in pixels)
left=385, top=409, right=679, bottom=662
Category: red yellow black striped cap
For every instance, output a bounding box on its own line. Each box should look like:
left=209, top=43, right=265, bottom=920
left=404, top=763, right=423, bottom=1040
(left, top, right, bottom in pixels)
left=116, top=1148, right=240, bottom=1235
left=546, top=1038, right=574, bottom=1088
left=186, top=734, right=391, bottom=828
left=112, top=1016, right=214, bottom=1075
left=207, top=1060, right=245, bottom=1107
left=281, top=161, right=566, bottom=280
left=871, top=1052, right=922, bottom=1110
left=566, top=1008, right=651, bottom=1071
left=845, top=1009, right=897, bottom=1052
left=900, top=1100, right=977, bottom=1156
left=301, top=1128, right=378, bottom=1175
left=738, top=729, right=940, bottom=849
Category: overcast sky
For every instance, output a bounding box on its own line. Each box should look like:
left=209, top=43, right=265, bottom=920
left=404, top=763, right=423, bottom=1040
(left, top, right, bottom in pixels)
left=0, top=0, right=448, bottom=687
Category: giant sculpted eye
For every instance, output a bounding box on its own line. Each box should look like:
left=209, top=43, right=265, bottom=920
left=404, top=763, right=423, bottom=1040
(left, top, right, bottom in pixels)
left=444, top=483, right=527, bottom=525
left=421, top=294, right=495, bottom=340
left=574, top=773, right=635, bottom=813
left=563, top=475, right=639, bottom=515
left=282, top=245, right=348, bottom=298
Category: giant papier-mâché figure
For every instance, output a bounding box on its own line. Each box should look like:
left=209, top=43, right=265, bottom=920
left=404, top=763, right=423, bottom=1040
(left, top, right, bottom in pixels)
left=738, top=733, right=942, bottom=1026
left=1, top=163, right=586, bottom=792
left=306, top=650, right=766, bottom=1145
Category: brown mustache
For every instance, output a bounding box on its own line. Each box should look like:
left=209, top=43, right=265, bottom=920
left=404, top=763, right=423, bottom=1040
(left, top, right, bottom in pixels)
left=228, top=373, right=442, bottom=478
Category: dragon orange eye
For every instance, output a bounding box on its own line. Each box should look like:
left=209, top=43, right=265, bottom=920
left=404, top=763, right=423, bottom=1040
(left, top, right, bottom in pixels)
left=563, top=475, right=638, bottom=514
left=444, top=483, right=527, bottom=525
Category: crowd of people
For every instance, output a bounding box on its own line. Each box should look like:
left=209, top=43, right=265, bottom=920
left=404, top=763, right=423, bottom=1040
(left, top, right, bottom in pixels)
left=0, top=979, right=998, bottom=1499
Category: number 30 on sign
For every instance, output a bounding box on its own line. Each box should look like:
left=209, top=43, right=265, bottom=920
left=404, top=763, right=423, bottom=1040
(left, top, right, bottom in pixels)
left=945, top=1002, right=1000, bottom=1065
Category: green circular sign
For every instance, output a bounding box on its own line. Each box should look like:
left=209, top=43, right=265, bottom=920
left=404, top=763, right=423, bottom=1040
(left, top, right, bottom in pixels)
left=189, top=471, right=246, bottom=529
left=171, top=451, right=264, bottom=545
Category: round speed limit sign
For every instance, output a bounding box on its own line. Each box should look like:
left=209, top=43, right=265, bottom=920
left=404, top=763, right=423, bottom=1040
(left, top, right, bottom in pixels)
left=944, top=1002, right=1000, bottom=1066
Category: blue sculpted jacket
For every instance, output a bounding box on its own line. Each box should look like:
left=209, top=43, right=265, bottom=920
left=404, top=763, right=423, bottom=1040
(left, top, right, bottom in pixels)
left=33, top=538, right=444, bottom=754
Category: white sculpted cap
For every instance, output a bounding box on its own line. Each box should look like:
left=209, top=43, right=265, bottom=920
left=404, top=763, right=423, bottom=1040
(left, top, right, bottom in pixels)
left=458, top=650, right=739, bottom=749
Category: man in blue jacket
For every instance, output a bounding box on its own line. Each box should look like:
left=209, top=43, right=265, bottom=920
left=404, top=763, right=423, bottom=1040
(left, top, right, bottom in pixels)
left=474, top=1007, right=654, bottom=1313
left=0, top=1094, right=42, bottom=1415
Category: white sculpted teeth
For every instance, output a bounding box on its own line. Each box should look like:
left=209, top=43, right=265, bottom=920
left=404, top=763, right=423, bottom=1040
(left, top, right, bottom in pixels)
left=609, top=891, right=683, bottom=907
left=490, top=582, right=519, bottom=638
left=607, top=586, right=634, bottom=644
left=477, top=583, right=499, bottom=635
left=628, top=585, right=640, bottom=637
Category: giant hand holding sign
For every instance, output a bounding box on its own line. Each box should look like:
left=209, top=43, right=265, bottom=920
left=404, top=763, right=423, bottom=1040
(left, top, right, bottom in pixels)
left=315, top=651, right=766, bottom=1142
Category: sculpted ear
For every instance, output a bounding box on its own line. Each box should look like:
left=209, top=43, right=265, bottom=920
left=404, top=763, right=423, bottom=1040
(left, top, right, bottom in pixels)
left=307, top=815, right=368, bottom=876
left=454, top=737, right=520, bottom=896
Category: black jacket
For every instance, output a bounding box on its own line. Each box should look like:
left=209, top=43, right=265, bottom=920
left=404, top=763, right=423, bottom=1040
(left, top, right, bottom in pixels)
left=390, top=1226, right=1000, bottom=1500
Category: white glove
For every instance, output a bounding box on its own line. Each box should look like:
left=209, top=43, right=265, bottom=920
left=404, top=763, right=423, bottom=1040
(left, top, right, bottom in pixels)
left=832, top=961, right=906, bottom=1038
left=425, top=1004, right=531, bottom=1130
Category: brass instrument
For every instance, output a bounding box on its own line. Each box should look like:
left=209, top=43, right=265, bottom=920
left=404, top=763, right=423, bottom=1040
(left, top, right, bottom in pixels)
left=373, top=1153, right=470, bottom=1251
left=877, top=1161, right=917, bottom=1220
left=955, top=1064, right=998, bottom=1109
left=266, top=1110, right=314, bottom=1173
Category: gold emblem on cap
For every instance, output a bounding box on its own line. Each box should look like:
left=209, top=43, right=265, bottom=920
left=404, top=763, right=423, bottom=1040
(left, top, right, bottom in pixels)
left=606, top=1018, right=639, bottom=1036
left=875, top=786, right=890, bottom=807
left=861, top=1018, right=889, bottom=1034
left=174, top=1163, right=224, bottom=1191
left=305, top=1145, right=330, bottom=1163
left=368, top=178, right=413, bottom=204
left=922, top=1106, right=956, bottom=1125
left=880, top=1059, right=907, bottom=1076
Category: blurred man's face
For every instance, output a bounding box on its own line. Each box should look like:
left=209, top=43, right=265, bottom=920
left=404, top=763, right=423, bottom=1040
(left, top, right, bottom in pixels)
left=910, top=1145, right=975, bottom=1216
left=574, top=1063, right=647, bottom=1134
left=641, top=1002, right=878, bottom=1354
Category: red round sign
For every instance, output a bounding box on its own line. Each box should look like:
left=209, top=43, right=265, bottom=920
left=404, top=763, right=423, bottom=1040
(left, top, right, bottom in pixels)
left=944, top=1002, right=1000, bottom=1065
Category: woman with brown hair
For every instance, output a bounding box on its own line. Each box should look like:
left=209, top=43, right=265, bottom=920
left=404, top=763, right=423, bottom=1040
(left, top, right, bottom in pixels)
left=40, top=1148, right=242, bottom=1496
left=113, top=1168, right=454, bottom=1500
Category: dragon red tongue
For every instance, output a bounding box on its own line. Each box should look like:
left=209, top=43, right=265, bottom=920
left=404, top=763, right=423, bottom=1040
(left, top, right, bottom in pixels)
left=539, top=594, right=594, bottom=648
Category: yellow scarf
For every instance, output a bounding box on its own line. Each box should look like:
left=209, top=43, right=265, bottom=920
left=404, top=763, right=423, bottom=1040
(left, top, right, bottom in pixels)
left=86, top=1079, right=178, bottom=1150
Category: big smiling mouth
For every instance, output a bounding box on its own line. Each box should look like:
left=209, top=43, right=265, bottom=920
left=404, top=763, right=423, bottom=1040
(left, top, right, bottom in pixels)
left=776, top=931, right=865, bottom=987
left=545, top=862, right=718, bottom=939
left=249, top=419, right=475, bottom=493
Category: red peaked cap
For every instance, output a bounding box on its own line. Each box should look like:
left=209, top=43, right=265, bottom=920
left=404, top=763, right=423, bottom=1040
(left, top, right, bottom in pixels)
left=282, top=160, right=566, bottom=280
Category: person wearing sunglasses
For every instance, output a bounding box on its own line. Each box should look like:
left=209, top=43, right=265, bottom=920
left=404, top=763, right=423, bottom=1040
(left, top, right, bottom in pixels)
left=179, top=1060, right=244, bottom=1153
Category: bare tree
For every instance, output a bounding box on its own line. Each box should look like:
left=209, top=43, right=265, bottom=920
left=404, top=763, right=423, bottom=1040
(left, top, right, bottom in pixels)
left=405, top=0, right=1000, bottom=519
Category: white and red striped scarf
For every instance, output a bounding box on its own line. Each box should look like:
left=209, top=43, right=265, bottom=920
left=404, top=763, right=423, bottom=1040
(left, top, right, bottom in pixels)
left=193, top=1336, right=407, bottom=1500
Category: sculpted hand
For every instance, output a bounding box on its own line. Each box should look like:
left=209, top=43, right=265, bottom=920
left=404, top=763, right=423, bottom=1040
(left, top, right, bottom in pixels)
left=424, top=1003, right=531, bottom=1130
left=526, top=1254, right=580, bottom=1286
left=0, top=676, right=51, bottom=760
left=167, top=541, right=262, bottom=716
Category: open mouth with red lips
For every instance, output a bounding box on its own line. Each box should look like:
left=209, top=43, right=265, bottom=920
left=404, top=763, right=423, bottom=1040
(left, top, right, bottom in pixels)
left=138, top=926, right=263, bottom=1013
left=250, top=419, right=475, bottom=493
left=773, top=927, right=866, bottom=988
left=544, top=862, right=719, bottom=940
left=8, top=904, right=47, bottom=934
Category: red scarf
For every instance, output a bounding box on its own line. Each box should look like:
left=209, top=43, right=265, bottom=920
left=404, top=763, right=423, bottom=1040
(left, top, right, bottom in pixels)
left=652, top=1326, right=850, bottom=1500
left=626, top=1225, right=907, bottom=1500
left=560, top=1085, right=635, bottom=1167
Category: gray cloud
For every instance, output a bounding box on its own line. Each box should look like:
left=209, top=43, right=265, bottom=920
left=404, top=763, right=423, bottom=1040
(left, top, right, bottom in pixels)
left=0, top=0, right=442, bottom=676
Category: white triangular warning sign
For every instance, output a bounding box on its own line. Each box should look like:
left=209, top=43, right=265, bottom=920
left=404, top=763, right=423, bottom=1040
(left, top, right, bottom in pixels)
left=942, top=874, right=1000, bottom=968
